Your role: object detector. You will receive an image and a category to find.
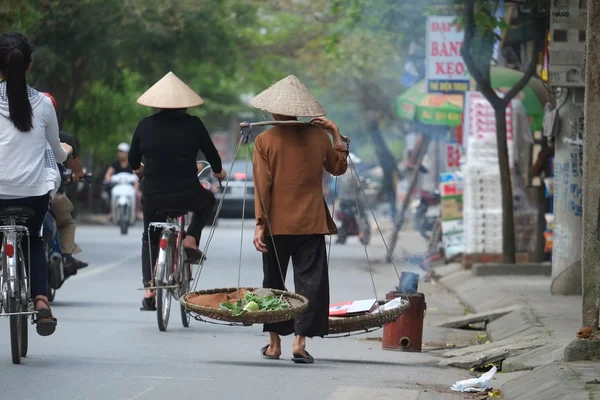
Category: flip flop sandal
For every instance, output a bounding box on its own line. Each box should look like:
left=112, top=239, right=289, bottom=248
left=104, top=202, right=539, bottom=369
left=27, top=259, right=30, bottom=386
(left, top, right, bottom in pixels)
left=140, top=297, right=156, bottom=311
left=261, top=345, right=280, bottom=360
left=292, top=351, right=314, bottom=364
left=36, top=309, right=57, bottom=337
left=34, top=297, right=57, bottom=336
left=184, top=247, right=207, bottom=263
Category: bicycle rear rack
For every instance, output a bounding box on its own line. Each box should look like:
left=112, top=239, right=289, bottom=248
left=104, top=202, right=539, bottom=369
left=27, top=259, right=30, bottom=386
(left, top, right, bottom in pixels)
left=0, top=310, right=38, bottom=317
left=149, top=221, right=180, bottom=232
left=138, top=285, right=180, bottom=291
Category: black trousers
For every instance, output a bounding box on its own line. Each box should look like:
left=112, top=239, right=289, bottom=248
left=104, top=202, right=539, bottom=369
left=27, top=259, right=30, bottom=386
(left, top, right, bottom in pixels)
left=263, top=234, right=329, bottom=338
left=0, top=194, right=50, bottom=299
left=141, top=188, right=215, bottom=288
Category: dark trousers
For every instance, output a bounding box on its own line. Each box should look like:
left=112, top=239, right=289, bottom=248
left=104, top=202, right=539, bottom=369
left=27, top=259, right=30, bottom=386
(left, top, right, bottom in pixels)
left=0, top=194, right=50, bottom=299
left=263, top=234, right=329, bottom=338
left=141, top=188, right=215, bottom=287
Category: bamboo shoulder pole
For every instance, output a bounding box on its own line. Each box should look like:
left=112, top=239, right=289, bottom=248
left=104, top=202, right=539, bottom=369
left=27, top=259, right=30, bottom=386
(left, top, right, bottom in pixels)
left=239, top=120, right=350, bottom=144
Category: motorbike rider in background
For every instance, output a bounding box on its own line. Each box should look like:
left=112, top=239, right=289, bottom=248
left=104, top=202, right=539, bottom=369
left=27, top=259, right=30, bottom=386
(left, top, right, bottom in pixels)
left=104, top=143, right=142, bottom=220
left=42, top=92, right=88, bottom=277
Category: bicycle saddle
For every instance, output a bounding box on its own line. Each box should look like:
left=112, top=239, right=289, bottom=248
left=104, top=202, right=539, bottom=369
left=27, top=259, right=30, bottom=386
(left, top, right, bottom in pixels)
left=157, top=209, right=188, bottom=219
left=0, top=206, right=35, bottom=220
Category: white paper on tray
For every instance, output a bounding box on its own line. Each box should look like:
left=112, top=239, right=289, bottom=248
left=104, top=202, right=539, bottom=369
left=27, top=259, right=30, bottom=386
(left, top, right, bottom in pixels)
left=372, top=297, right=404, bottom=314
left=347, top=299, right=377, bottom=314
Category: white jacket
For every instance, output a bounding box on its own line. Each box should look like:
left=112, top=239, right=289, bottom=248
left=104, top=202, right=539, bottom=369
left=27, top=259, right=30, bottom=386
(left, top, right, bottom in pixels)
left=0, top=82, right=68, bottom=197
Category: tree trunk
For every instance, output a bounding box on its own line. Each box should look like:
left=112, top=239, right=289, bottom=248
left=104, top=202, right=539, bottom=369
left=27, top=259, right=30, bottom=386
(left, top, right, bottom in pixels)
left=494, top=107, right=516, bottom=263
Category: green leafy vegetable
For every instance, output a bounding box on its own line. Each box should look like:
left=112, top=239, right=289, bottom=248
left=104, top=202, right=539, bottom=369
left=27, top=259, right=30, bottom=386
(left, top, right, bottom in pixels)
left=219, top=290, right=290, bottom=316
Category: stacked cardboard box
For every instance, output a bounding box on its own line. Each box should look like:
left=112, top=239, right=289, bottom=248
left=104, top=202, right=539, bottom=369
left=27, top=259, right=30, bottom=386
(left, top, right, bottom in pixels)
left=439, top=171, right=464, bottom=259
left=461, top=92, right=536, bottom=255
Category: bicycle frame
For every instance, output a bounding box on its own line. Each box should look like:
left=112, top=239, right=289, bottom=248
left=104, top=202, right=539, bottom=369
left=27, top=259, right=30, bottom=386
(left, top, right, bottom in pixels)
left=148, top=215, right=185, bottom=291
left=0, top=218, right=32, bottom=316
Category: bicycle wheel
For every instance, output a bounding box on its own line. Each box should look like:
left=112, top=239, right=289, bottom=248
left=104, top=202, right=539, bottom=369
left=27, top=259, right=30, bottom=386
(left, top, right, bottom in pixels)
left=9, top=296, right=22, bottom=364
left=156, top=235, right=173, bottom=332
left=179, top=243, right=191, bottom=328
left=120, top=219, right=128, bottom=235
left=20, top=314, right=28, bottom=357
left=47, top=285, right=55, bottom=303
left=18, top=248, right=28, bottom=357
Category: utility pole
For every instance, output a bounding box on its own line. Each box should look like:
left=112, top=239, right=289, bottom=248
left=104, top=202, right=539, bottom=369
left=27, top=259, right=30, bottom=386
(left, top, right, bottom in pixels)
left=550, top=89, right=584, bottom=296
left=581, top=0, right=600, bottom=331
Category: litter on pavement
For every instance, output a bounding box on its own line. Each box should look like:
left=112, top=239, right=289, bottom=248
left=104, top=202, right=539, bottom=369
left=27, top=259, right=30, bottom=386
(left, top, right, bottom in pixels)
left=450, top=366, right=498, bottom=392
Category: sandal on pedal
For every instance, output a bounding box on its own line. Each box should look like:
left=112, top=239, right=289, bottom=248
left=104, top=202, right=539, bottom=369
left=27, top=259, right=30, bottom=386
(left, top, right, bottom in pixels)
left=184, top=247, right=207, bottom=262
left=34, top=295, right=57, bottom=337
left=140, top=296, right=156, bottom=311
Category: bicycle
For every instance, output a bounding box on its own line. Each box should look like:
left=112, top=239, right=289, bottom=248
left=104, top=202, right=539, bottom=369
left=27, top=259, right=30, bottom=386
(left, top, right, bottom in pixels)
left=0, top=206, right=39, bottom=364
left=147, top=162, right=214, bottom=331
left=148, top=208, right=192, bottom=331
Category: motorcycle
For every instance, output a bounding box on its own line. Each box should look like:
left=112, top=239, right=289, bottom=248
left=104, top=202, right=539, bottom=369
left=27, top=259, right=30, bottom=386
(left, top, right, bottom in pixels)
left=110, top=172, right=138, bottom=235
left=411, top=189, right=441, bottom=240
left=43, top=210, right=64, bottom=303
left=44, top=168, right=92, bottom=302
left=335, top=199, right=371, bottom=245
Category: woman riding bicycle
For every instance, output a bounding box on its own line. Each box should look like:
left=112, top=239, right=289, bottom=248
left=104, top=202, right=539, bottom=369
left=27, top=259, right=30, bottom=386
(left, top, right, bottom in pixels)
left=0, top=32, right=73, bottom=336
left=128, top=72, right=225, bottom=311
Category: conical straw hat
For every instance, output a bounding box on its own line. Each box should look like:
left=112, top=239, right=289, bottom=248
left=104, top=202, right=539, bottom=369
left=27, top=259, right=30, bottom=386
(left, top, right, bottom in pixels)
left=249, top=75, right=326, bottom=117
left=137, top=71, right=204, bottom=109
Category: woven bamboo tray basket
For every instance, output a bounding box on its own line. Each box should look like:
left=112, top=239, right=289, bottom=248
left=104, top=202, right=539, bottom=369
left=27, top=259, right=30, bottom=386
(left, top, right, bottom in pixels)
left=327, top=298, right=410, bottom=335
left=180, top=287, right=308, bottom=325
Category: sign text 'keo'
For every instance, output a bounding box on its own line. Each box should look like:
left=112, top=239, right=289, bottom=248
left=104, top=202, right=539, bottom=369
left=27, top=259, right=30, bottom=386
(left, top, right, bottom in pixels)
left=426, top=16, right=469, bottom=94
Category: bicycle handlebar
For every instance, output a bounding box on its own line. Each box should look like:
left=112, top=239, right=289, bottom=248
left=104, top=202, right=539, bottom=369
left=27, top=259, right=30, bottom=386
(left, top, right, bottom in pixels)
left=61, top=168, right=93, bottom=186
left=197, top=160, right=222, bottom=189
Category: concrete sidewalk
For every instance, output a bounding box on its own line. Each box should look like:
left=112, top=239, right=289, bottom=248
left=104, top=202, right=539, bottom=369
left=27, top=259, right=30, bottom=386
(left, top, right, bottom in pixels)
left=322, top=226, right=508, bottom=398
left=432, top=263, right=600, bottom=399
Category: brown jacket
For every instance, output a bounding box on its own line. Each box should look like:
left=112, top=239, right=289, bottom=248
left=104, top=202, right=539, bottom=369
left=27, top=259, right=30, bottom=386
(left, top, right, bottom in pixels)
left=253, top=125, right=348, bottom=236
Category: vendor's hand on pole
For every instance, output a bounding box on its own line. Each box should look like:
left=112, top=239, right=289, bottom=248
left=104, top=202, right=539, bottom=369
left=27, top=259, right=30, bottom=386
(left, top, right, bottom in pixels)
left=311, top=117, right=349, bottom=145
left=254, top=224, right=268, bottom=253
left=310, top=117, right=338, bottom=133
left=213, top=169, right=226, bottom=180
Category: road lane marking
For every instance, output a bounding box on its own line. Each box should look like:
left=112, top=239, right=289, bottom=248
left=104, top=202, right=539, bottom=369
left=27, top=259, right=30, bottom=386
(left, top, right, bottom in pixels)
left=134, top=376, right=213, bottom=381
left=128, top=386, right=157, bottom=400
left=70, top=253, right=138, bottom=280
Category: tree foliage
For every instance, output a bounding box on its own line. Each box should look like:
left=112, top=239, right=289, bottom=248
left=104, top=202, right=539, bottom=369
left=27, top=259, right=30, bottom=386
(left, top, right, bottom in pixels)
left=2, top=0, right=474, bottom=168
left=0, top=0, right=286, bottom=164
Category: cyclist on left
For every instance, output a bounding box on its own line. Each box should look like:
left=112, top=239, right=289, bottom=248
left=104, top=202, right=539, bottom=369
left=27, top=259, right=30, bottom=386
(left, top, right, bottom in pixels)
left=0, top=32, right=74, bottom=336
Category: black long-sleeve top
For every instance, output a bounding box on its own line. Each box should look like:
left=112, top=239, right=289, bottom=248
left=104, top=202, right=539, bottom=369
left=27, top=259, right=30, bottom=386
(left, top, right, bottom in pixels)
left=128, top=110, right=223, bottom=196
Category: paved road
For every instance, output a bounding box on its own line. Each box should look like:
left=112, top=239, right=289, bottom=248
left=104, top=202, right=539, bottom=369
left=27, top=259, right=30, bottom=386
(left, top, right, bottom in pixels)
left=0, top=221, right=473, bottom=400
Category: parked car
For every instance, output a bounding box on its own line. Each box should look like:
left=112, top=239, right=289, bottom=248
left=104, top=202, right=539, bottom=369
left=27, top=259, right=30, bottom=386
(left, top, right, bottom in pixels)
left=216, top=161, right=255, bottom=218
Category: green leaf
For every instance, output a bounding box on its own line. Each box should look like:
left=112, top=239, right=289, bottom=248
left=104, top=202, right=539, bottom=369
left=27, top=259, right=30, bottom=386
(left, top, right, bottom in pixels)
left=231, top=307, right=245, bottom=317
